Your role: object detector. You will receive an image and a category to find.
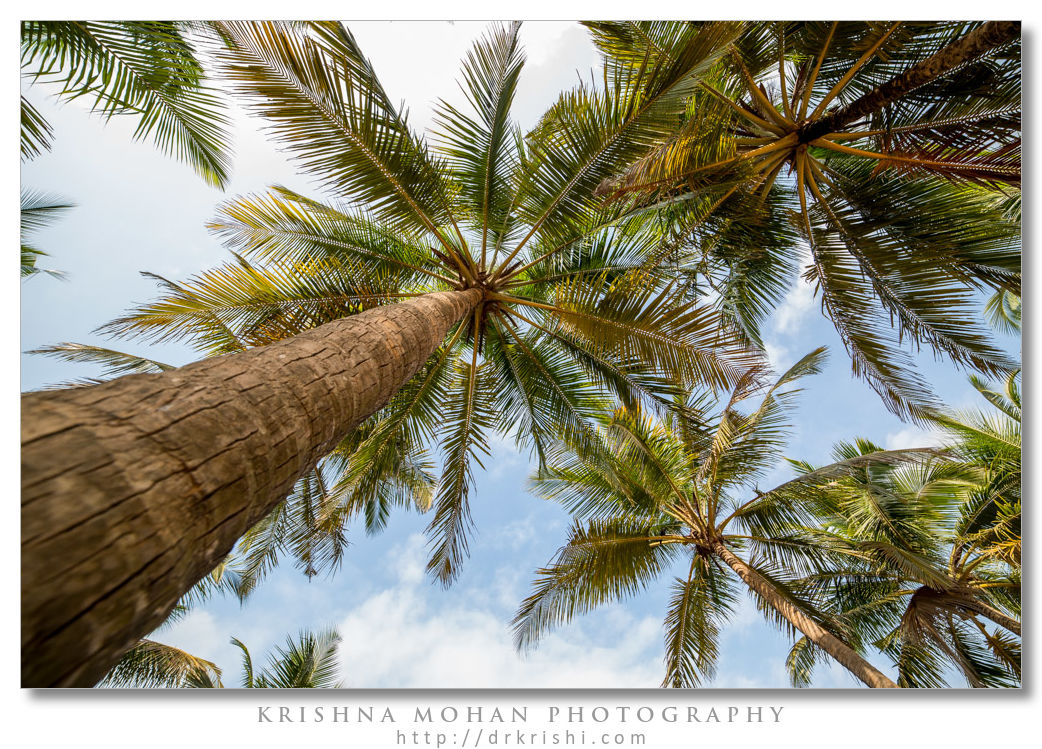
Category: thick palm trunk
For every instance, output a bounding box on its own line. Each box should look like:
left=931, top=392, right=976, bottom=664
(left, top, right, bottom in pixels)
left=22, top=289, right=481, bottom=687
left=711, top=541, right=899, bottom=688
left=806, top=21, right=1020, bottom=141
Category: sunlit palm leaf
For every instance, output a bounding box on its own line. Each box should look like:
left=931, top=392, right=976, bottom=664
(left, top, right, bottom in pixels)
left=98, top=639, right=222, bottom=688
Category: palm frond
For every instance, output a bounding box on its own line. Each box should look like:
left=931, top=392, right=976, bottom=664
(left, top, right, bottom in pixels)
left=513, top=517, right=682, bottom=652
left=212, top=22, right=461, bottom=248
left=98, top=639, right=222, bottom=688
left=661, top=552, right=738, bottom=687
left=22, top=21, right=232, bottom=187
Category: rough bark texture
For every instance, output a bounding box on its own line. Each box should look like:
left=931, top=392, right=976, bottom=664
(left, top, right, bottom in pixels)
left=712, top=541, right=899, bottom=688
left=22, top=289, right=481, bottom=687
left=806, top=21, right=1020, bottom=141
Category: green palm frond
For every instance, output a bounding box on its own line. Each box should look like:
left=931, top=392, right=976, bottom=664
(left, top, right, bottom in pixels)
left=231, top=637, right=255, bottom=688
left=21, top=188, right=72, bottom=280
left=208, top=187, right=450, bottom=286
left=425, top=353, right=497, bottom=585
left=251, top=628, right=343, bottom=689
left=661, top=552, right=738, bottom=687
left=431, top=22, right=525, bottom=260
left=22, top=21, right=232, bottom=187
left=785, top=636, right=823, bottom=688
left=326, top=415, right=437, bottom=535
left=27, top=343, right=174, bottom=389
left=212, top=22, right=462, bottom=249
left=513, top=517, right=682, bottom=652
left=984, top=289, right=1021, bottom=334
left=21, top=96, right=53, bottom=160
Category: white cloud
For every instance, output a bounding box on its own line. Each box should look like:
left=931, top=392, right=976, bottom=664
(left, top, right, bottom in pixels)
left=336, top=534, right=662, bottom=688
left=772, top=278, right=816, bottom=337
left=764, top=341, right=791, bottom=374
left=884, top=426, right=946, bottom=450
left=770, top=248, right=817, bottom=337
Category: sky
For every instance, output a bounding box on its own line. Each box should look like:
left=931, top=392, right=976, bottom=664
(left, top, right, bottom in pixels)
left=17, top=20, right=1021, bottom=691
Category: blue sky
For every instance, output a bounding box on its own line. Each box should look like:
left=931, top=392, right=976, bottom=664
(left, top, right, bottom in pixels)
left=19, top=21, right=1020, bottom=689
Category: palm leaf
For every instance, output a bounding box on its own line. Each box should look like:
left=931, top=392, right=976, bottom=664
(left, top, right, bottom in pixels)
left=22, top=21, right=232, bottom=187
left=98, top=639, right=222, bottom=688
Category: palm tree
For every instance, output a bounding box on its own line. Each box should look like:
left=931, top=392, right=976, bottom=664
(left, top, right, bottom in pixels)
left=784, top=415, right=1020, bottom=687
left=512, top=348, right=941, bottom=688
left=196, top=628, right=343, bottom=689
left=99, top=625, right=343, bottom=689
left=97, top=639, right=224, bottom=688
left=22, top=21, right=759, bottom=686
left=591, top=22, right=1020, bottom=420
left=20, top=21, right=232, bottom=187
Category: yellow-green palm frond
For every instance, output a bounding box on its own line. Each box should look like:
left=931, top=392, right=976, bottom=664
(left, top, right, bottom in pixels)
left=211, top=21, right=463, bottom=252
left=97, top=639, right=223, bottom=688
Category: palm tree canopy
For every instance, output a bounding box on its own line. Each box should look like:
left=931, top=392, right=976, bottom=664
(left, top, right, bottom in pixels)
left=784, top=383, right=1020, bottom=688
left=218, top=628, right=343, bottom=689
left=95, top=21, right=761, bottom=586
left=592, top=21, right=1020, bottom=421
left=513, top=348, right=934, bottom=686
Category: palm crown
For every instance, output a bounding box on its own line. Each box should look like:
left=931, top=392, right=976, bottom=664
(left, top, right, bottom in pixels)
left=787, top=373, right=1020, bottom=687
left=591, top=21, right=1020, bottom=420
left=91, top=21, right=764, bottom=586
left=512, top=348, right=943, bottom=687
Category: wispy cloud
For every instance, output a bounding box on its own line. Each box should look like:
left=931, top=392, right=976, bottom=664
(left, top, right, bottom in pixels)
left=771, top=250, right=817, bottom=337
left=885, top=425, right=947, bottom=450
left=335, top=534, right=662, bottom=688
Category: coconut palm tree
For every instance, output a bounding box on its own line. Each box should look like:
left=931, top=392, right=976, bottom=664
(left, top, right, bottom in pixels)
left=22, top=21, right=760, bottom=686
left=512, top=348, right=944, bottom=688
left=99, top=625, right=343, bottom=689
left=194, top=628, right=343, bottom=689
left=20, top=21, right=231, bottom=186
left=97, top=639, right=224, bottom=688
left=591, top=21, right=1020, bottom=420
left=783, top=422, right=1020, bottom=687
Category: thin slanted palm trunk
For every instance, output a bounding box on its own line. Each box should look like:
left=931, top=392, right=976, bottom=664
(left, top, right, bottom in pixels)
left=22, top=289, right=481, bottom=687
left=951, top=596, right=1021, bottom=636
left=806, top=21, right=1019, bottom=141
left=710, top=541, right=899, bottom=688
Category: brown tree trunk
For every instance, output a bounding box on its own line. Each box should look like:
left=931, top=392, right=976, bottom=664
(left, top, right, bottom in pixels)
left=22, top=289, right=481, bottom=687
left=952, top=596, right=1021, bottom=636
left=806, top=21, right=1020, bottom=141
left=711, top=540, right=899, bottom=688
